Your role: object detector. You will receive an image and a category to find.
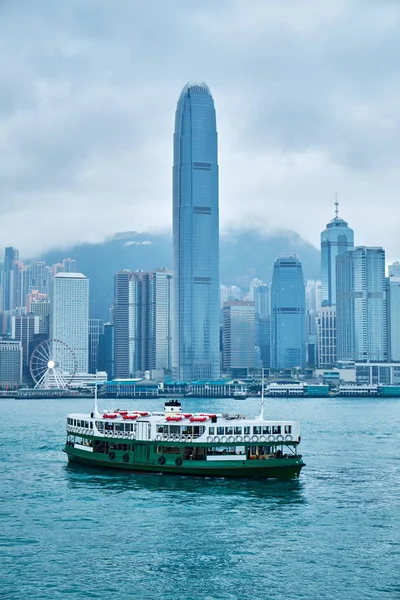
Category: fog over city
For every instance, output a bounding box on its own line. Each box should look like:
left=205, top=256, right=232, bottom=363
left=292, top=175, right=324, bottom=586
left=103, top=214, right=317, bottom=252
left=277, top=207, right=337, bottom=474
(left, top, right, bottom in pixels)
left=1, top=0, right=399, bottom=258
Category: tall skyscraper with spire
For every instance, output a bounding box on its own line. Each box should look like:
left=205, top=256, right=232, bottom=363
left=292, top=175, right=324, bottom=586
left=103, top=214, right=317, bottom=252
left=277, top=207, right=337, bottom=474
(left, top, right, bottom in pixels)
left=172, top=82, right=220, bottom=381
left=320, top=200, right=354, bottom=307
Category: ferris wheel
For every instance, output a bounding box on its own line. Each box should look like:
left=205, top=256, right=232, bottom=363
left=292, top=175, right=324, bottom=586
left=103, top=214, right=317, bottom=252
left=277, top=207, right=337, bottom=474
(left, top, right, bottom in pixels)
left=29, top=339, right=78, bottom=389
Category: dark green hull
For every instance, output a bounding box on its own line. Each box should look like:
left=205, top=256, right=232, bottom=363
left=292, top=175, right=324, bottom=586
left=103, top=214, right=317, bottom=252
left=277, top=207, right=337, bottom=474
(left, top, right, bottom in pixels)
left=63, top=446, right=304, bottom=479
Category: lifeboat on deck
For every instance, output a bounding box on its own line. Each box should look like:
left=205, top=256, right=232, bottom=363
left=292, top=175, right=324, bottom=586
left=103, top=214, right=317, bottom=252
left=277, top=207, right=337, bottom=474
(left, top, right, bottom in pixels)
left=122, top=414, right=138, bottom=420
left=103, top=413, right=118, bottom=419
left=133, top=411, right=149, bottom=417
left=166, top=415, right=183, bottom=422
left=189, top=416, right=208, bottom=422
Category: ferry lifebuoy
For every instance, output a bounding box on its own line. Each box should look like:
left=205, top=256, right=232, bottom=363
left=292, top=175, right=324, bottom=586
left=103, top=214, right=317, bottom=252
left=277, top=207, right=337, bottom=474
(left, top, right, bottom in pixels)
left=158, top=455, right=166, bottom=465
left=207, top=436, right=214, bottom=443
left=175, top=457, right=183, bottom=466
left=162, top=433, right=169, bottom=441
left=155, top=434, right=162, bottom=441
left=213, top=436, right=220, bottom=443
left=186, top=435, right=192, bottom=442
left=259, top=435, right=266, bottom=442
left=251, top=435, right=258, bottom=442
left=228, top=436, right=235, bottom=443
left=244, top=435, right=250, bottom=442
left=285, top=434, right=292, bottom=441
left=221, top=436, right=227, bottom=443
left=235, top=435, right=242, bottom=442
left=276, top=435, right=284, bottom=441
left=268, top=434, right=275, bottom=442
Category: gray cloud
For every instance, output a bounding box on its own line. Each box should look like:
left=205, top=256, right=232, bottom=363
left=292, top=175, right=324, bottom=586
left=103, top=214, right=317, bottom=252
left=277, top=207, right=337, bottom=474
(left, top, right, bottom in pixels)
left=0, top=0, right=400, bottom=260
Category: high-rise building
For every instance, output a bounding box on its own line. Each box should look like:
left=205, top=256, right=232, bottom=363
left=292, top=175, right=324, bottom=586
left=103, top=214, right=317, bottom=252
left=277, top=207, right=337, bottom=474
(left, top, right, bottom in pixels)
left=172, top=82, right=220, bottom=381
left=3, top=247, right=19, bottom=311
left=222, top=301, right=255, bottom=375
left=336, top=247, right=386, bottom=362
left=254, top=283, right=271, bottom=368
left=271, top=254, right=306, bottom=370
left=386, top=277, right=400, bottom=362
left=11, top=314, right=45, bottom=370
left=321, top=204, right=354, bottom=307
left=50, top=273, right=89, bottom=373
left=113, top=269, right=173, bottom=378
left=98, top=323, right=114, bottom=380
left=88, top=319, right=104, bottom=374
left=317, top=307, right=337, bottom=367
left=0, top=340, right=22, bottom=386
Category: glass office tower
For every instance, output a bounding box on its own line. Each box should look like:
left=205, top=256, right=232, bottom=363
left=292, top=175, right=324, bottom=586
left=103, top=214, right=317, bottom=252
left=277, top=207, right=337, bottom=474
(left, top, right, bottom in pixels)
left=321, top=208, right=354, bottom=307
left=271, top=254, right=306, bottom=370
left=172, top=82, right=220, bottom=381
left=336, top=247, right=386, bottom=362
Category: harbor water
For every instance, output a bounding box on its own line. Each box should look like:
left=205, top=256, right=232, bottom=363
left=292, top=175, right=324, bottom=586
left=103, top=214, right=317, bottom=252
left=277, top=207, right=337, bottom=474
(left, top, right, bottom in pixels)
left=1, top=396, right=399, bottom=600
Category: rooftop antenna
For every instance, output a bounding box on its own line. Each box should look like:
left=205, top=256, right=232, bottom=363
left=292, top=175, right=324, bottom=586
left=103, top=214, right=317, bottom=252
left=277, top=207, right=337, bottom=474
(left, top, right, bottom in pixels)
left=257, top=367, right=265, bottom=420
left=334, top=191, right=339, bottom=219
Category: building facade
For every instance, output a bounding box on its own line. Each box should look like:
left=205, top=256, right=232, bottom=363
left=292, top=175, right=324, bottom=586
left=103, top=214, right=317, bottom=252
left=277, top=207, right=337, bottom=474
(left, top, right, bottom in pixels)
left=321, top=208, right=354, bottom=307
left=88, top=319, right=104, bottom=374
left=386, top=277, right=400, bottom=362
left=50, top=273, right=89, bottom=374
left=336, top=247, right=386, bottom=362
left=271, top=254, right=306, bottom=370
left=113, top=269, right=173, bottom=378
left=317, top=307, right=337, bottom=367
left=172, top=82, right=220, bottom=381
left=0, top=340, right=22, bottom=386
left=98, top=323, right=114, bottom=380
left=222, top=301, right=255, bottom=375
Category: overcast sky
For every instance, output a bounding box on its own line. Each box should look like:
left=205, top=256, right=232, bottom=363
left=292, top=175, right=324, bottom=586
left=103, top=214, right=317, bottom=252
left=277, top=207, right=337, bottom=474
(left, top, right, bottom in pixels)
left=1, top=0, right=400, bottom=260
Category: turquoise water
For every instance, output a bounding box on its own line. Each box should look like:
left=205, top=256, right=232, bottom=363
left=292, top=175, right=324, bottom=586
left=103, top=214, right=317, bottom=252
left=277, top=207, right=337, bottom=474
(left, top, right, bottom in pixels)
left=1, top=396, right=399, bottom=600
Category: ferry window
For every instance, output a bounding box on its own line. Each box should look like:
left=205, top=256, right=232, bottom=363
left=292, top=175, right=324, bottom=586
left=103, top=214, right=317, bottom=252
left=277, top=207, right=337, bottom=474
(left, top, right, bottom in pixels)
left=217, top=427, right=224, bottom=435
left=284, top=425, right=292, bottom=434
left=209, top=427, right=215, bottom=435
left=253, top=426, right=261, bottom=435
left=85, top=421, right=89, bottom=428
left=244, top=426, right=250, bottom=435
left=225, top=427, right=233, bottom=435
left=272, top=425, right=281, bottom=434
left=90, top=422, right=93, bottom=429
left=170, top=425, right=180, bottom=434
left=73, top=420, right=77, bottom=426
left=262, top=426, right=271, bottom=434
left=234, top=427, right=242, bottom=435
left=156, top=425, right=164, bottom=433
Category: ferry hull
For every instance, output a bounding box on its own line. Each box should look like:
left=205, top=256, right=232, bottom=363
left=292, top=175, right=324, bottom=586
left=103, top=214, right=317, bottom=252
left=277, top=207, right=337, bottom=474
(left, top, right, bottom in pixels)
left=64, top=446, right=304, bottom=479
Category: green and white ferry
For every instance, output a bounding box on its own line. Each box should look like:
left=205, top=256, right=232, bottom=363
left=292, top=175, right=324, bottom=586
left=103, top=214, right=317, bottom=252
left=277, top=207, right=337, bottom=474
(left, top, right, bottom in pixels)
left=63, top=394, right=305, bottom=478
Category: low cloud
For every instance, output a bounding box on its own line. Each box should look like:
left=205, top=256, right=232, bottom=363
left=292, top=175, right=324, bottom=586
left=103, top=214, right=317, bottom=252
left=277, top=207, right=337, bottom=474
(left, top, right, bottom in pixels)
left=0, top=0, right=399, bottom=261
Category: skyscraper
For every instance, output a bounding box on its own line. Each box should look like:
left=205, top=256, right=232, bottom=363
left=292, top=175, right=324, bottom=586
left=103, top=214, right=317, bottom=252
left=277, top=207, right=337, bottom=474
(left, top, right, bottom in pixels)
left=336, top=247, right=386, bottom=362
left=113, top=269, right=173, bottom=378
left=321, top=203, right=354, bottom=307
left=172, top=82, right=220, bottom=381
left=3, top=247, right=19, bottom=311
left=88, top=318, right=104, bottom=374
left=222, top=301, right=255, bottom=376
left=386, top=277, right=400, bottom=362
left=271, top=254, right=306, bottom=370
left=50, top=273, right=89, bottom=373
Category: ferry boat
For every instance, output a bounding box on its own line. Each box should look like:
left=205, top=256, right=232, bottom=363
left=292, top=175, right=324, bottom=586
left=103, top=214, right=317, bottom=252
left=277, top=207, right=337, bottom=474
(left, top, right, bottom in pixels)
left=63, top=395, right=305, bottom=479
